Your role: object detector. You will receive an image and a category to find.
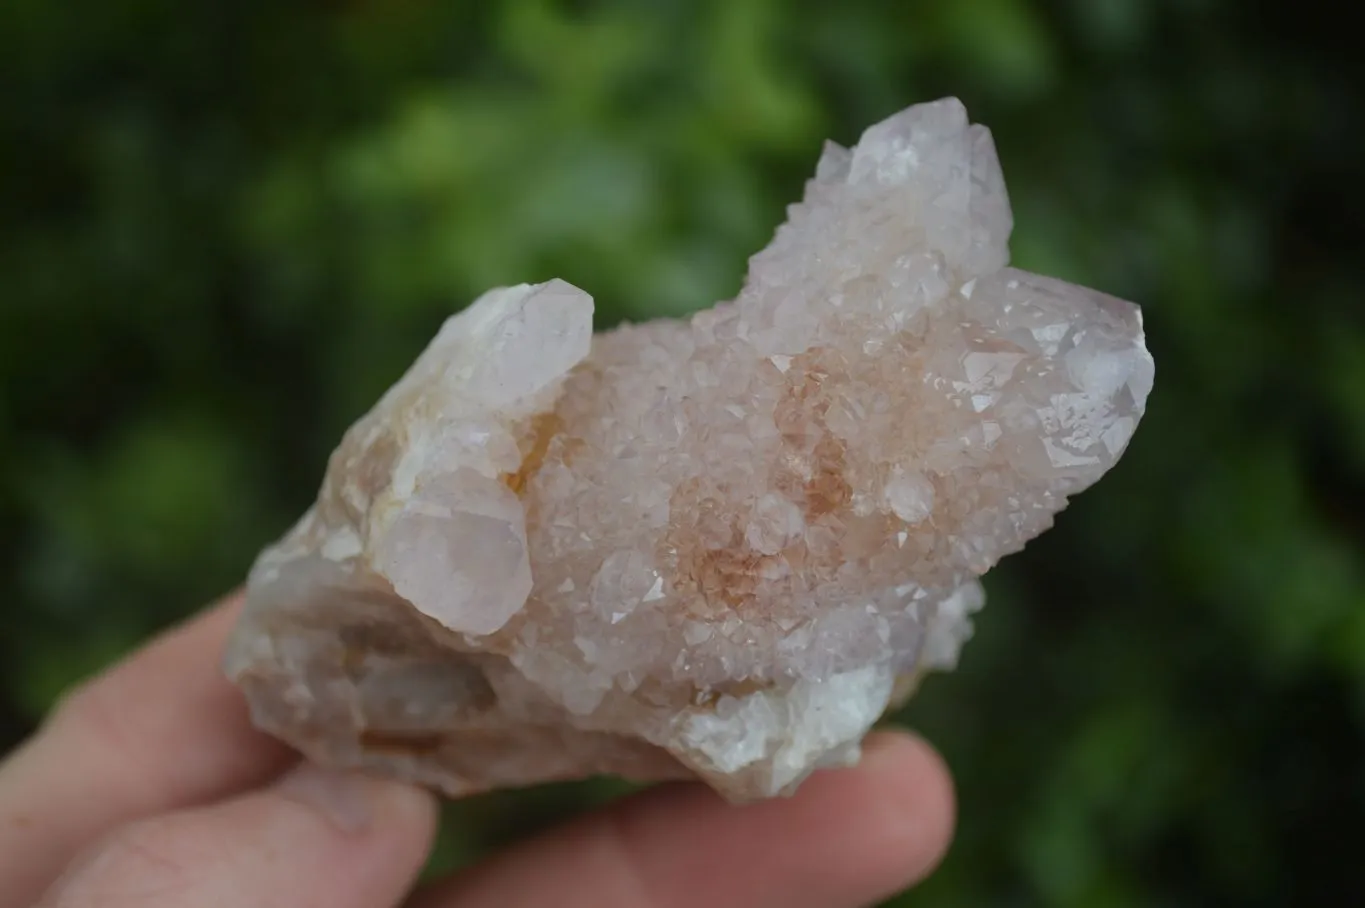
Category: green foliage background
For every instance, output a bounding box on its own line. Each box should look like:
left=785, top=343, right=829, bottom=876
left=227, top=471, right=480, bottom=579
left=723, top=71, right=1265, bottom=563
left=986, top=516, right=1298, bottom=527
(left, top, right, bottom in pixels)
left=3, top=0, right=1363, bottom=904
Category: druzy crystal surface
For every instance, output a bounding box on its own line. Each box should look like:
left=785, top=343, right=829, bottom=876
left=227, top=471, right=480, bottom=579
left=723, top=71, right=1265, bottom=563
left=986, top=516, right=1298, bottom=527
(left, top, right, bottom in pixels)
left=225, top=98, right=1153, bottom=802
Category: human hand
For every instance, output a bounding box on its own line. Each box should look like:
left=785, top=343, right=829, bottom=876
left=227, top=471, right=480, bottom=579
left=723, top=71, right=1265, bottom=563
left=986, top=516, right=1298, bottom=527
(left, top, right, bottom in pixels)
left=0, top=593, right=954, bottom=908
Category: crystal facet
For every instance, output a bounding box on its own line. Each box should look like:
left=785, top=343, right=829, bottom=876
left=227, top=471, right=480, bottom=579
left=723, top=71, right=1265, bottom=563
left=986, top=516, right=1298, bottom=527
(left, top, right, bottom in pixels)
left=225, top=98, right=1153, bottom=802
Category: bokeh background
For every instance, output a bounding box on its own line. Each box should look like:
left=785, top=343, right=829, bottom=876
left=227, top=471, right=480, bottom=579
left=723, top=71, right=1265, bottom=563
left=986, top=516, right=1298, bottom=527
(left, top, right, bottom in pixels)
left=3, top=0, right=1363, bottom=904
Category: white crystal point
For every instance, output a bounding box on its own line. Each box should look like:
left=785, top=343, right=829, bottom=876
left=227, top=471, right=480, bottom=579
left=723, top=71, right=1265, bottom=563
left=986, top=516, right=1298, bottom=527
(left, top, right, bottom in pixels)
left=368, top=277, right=592, bottom=636
left=226, top=99, right=1154, bottom=803
left=247, top=278, right=594, bottom=639
left=442, top=279, right=596, bottom=409
left=848, top=96, right=970, bottom=185
left=371, top=468, right=531, bottom=636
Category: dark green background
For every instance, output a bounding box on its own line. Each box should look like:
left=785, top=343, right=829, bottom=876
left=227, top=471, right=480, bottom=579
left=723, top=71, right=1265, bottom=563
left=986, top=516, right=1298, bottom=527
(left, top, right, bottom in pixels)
left=3, top=1, right=1363, bottom=904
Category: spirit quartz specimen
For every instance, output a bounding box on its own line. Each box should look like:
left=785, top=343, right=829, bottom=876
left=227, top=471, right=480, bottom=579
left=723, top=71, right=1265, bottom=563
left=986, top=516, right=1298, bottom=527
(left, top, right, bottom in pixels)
left=225, top=98, right=1153, bottom=802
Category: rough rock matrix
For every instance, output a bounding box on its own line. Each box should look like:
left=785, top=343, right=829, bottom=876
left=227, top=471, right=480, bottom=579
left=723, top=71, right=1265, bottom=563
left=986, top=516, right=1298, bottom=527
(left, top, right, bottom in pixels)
left=225, top=98, right=1154, bottom=802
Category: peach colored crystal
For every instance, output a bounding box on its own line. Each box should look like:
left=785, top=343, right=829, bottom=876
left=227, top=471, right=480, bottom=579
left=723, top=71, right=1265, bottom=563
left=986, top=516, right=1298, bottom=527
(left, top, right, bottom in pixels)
left=225, top=98, right=1153, bottom=802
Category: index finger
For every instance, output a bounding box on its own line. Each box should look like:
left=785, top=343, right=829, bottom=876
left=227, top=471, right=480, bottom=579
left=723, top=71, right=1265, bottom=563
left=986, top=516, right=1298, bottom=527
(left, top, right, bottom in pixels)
left=0, top=592, right=293, bottom=908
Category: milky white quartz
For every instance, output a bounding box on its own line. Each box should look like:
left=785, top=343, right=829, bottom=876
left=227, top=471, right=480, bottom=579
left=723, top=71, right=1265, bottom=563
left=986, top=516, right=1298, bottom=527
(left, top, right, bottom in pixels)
left=225, top=98, right=1153, bottom=802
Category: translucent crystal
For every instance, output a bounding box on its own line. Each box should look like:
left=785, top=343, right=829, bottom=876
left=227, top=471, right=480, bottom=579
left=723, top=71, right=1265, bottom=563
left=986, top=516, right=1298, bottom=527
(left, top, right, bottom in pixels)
left=225, top=98, right=1153, bottom=802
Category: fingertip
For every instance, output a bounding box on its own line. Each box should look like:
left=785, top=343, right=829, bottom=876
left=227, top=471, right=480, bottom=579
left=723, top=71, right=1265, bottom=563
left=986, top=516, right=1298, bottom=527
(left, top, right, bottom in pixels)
left=856, top=729, right=957, bottom=883
left=38, top=765, right=439, bottom=908
left=274, top=762, right=439, bottom=838
left=371, top=775, right=442, bottom=837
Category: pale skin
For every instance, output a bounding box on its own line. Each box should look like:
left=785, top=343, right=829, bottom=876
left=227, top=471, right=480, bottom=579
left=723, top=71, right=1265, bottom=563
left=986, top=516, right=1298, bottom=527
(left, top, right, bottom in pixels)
left=0, top=593, right=955, bottom=908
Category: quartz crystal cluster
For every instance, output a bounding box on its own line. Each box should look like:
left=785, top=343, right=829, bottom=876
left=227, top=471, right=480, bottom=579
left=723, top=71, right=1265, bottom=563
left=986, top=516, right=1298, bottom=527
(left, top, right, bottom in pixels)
left=225, top=98, right=1153, bottom=802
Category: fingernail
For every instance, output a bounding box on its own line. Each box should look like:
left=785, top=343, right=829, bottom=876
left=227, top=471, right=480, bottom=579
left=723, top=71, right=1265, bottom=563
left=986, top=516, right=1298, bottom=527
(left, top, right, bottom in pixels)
left=860, top=729, right=917, bottom=766
left=274, top=762, right=376, bottom=834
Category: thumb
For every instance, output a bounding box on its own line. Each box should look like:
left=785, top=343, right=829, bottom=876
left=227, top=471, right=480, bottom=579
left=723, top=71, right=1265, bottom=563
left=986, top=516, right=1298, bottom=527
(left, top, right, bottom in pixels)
left=36, top=762, right=437, bottom=908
